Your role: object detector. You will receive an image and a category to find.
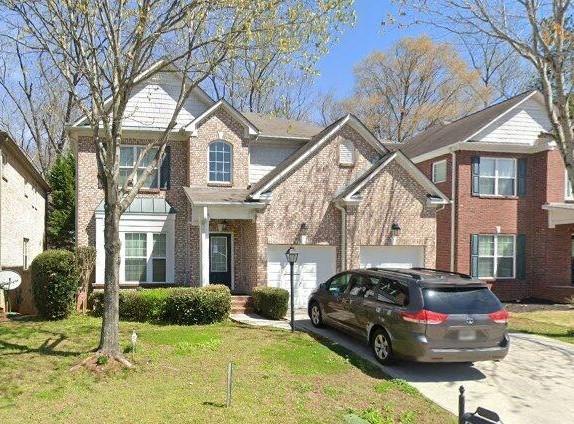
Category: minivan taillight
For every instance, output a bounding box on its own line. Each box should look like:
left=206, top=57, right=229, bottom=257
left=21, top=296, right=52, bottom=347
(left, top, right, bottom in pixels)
left=488, top=309, right=509, bottom=324
left=400, top=309, right=448, bottom=325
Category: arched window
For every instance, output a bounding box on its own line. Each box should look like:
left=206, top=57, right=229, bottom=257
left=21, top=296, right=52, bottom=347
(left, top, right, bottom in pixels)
left=208, top=140, right=232, bottom=183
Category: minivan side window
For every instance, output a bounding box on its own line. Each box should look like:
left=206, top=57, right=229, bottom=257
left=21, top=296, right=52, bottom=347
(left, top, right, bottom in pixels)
left=349, top=275, right=376, bottom=297
left=327, top=273, right=350, bottom=296
left=369, top=277, right=410, bottom=307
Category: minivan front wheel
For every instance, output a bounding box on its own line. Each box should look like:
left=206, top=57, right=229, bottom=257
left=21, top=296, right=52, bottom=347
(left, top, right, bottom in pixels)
left=309, top=302, right=323, bottom=328
left=371, top=328, right=394, bottom=365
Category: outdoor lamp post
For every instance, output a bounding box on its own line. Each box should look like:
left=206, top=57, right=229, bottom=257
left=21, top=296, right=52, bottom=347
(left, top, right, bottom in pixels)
left=285, top=246, right=299, bottom=332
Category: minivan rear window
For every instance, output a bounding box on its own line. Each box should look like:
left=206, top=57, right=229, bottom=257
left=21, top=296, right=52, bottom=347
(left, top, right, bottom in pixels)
left=422, top=287, right=501, bottom=314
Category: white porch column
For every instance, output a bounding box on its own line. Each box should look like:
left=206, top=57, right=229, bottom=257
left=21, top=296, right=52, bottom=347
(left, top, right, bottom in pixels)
left=199, top=206, right=210, bottom=286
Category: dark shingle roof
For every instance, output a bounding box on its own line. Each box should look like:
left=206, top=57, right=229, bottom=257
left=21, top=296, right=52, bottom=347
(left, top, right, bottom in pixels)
left=400, top=91, right=541, bottom=159
left=242, top=112, right=323, bottom=139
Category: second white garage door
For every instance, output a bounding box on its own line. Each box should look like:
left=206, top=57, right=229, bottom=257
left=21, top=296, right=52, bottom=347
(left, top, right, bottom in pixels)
left=267, top=245, right=336, bottom=309
left=359, top=246, right=424, bottom=269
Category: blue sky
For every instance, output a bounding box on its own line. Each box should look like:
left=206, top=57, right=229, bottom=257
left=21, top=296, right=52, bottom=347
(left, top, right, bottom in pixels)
left=315, top=0, right=423, bottom=99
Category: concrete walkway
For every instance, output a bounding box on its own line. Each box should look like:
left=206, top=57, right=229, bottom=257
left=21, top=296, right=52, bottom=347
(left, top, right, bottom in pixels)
left=230, top=313, right=293, bottom=330
left=231, top=312, right=574, bottom=424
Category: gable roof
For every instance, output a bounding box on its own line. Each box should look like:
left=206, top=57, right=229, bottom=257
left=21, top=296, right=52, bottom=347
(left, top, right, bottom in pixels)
left=400, top=91, right=542, bottom=159
left=71, top=61, right=215, bottom=128
left=242, top=112, right=323, bottom=139
left=333, top=151, right=449, bottom=204
left=184, top=99, right=259, bottom=136
left=248, top=114, right=386, bottom=199
left=0, top=132, right=50, bottom=192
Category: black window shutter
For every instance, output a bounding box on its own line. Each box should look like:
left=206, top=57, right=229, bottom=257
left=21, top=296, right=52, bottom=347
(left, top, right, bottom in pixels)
left=470, top=234, right=479, bottom=278
left=471, top=156, right=480, bottom=195
left=517, top=158, right=527, bottom=197
left=160, top=146, right=171, bottom=190
left=516, top=234, right=526, bottom=279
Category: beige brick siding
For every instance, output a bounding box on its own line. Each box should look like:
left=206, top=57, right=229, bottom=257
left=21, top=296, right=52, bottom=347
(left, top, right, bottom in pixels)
left=76, top=117, right=438, bottom=292
left=1, top=145, right=46, bottom=269
left=253, top=123, right=437, bottom=288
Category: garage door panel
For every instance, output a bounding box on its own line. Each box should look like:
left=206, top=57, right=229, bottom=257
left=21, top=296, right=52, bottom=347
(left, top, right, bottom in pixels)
left=266, top=245, right=336, bottom=308
left=359, top=246, right=424, bottom=269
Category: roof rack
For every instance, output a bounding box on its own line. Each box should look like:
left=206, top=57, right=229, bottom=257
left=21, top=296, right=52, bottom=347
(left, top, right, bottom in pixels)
left=410, top=267, right=472, bottom=279
left=366, top=268, right=423, bottom=280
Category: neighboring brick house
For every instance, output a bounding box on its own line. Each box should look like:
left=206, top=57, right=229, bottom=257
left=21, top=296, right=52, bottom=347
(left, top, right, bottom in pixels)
left=0, top=132, right=49, bottom=314
left=70, top=66, right=448, bottom=308
left=400, top=90, right=574, bottom=303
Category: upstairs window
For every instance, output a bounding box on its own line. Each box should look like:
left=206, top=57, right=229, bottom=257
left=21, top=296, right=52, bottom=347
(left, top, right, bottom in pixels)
left=339, top=139, right=355, bottom=166
left=473, top=157, right=516, bottom=196
left=209, top=141, right=232, bottom=183
left=432, top=159, right=447, bottom=183
left=119, top=146, right=161, bottom=189
left=565, top=170, right=573, bottom=200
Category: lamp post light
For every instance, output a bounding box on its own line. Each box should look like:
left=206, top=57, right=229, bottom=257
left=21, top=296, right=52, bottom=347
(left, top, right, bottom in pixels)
left=285, top=246, right=299, bottom=332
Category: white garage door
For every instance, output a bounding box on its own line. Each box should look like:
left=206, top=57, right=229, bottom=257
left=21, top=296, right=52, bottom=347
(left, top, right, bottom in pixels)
left=267, top=245, right=336, bottom=309
left=359, top=246, right=424, bottom=269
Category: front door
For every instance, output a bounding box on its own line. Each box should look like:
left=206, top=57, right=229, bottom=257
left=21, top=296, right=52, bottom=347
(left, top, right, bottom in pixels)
left=209, top=233, right=232, bottom=287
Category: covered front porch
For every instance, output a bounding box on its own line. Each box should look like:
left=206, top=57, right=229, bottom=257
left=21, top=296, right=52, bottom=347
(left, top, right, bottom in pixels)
left=184, top=187, right=266, bottom=292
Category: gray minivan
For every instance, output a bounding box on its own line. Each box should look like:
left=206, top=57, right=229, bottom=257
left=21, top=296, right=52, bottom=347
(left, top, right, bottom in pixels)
left=307, top=268, right=510, bottom=364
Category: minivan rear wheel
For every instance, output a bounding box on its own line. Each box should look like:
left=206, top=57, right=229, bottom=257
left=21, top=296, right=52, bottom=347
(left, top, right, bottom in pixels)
left=371, top=328, right=394, bottom=365
left=309, top=302, right=323, bottom=328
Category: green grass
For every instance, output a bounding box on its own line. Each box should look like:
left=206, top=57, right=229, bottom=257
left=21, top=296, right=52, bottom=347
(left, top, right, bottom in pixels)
left=509, top=310, right=574, bottom=344
left=0, top=315, right=453, bottom=423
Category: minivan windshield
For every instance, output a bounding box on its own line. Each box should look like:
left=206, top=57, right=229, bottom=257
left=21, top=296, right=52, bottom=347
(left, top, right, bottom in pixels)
left=422, top=287, right=502, bottom=314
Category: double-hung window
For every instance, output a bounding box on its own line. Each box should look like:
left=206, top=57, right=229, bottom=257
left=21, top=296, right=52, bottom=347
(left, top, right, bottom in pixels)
left=474, top=235, right=515, bottom=279
left=565, top=170, right=573, bottom=200
left=477, top=158, right=516, bottom=196
left=432, top=160, right=447, bottom=183
left=151, top=234, right=167, bottom=282
left=124, top=232, right=168, bottom=283
left=119, top=146, right=160, bottom=189
left=124, top=233, right=147, bottom=282
left=208, top=141, right=232, bottom=183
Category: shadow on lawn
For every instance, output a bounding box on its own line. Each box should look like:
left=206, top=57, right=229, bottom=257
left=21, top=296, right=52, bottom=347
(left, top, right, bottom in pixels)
left=0, top=331, right=86, bottom=358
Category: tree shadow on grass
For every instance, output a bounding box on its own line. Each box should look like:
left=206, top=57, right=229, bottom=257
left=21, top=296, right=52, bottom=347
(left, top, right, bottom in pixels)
left=0, top=331, right=87, bottom=358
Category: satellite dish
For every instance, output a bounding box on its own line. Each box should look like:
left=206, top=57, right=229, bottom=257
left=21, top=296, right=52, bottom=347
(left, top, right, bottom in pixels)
left=0, top=270, right=22, bottom=290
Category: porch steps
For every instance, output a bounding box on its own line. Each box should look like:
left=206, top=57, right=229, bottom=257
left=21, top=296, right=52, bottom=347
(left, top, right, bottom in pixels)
left=231, top=295, right=254, bottom=314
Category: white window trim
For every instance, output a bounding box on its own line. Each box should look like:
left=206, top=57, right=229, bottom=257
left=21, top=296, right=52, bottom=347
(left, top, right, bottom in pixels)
left=119, top=145, right=162, bottom=189
left=23, top=238, right=29, bottom=270
left=339, top=139, right=355, bottom=166
left=565, top=169, right=573, bottom=201
left=477, top=157, right=517, bottom=197
left=208, top=140, right=233, bottom=184
left=476, top=234, right=516, bottom=280
left=432, top=159, right=447, bottom=183
left=123, top=231, right=170, bottom=283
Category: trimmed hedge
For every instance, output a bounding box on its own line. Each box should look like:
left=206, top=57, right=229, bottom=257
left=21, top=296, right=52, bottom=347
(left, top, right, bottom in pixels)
left=31, top=250, right=80, bottom=320
left=252, top=287, right=289, bottom=320
left=162, top=285, right=231, bottom=325
left=89, top=285, right=231, bottom=325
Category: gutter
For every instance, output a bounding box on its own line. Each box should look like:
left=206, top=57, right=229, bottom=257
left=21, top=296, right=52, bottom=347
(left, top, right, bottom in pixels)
left=450, top=151, right=457, bottom=272
left=334, top=203, right=347, bottom=271
left=0, top=148, right=3, bottom=270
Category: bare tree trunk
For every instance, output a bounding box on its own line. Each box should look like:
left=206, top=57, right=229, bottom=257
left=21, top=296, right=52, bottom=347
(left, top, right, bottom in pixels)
left=98, top=189, right=122, bottom=356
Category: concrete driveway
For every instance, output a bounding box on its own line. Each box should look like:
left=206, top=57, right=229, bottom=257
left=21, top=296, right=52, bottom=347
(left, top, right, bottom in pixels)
left=296, top=318, right=574, bottom=424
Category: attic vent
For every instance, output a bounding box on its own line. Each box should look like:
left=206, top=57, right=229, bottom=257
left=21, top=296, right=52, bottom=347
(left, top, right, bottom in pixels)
left=339, top=138, right=355, bottom=166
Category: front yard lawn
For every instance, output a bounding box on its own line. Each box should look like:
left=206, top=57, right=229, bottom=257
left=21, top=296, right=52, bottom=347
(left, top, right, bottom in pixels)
left=0, top=316, right=453, bottom=423
left=509, top=310, right=574, bottom=344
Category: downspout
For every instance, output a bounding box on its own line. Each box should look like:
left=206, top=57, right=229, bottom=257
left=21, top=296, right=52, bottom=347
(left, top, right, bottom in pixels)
left=335, top=203, right=347, bottom=271
left=0, top=147, right=3, bottom=270
left=450, top=151, right=457, bottom=272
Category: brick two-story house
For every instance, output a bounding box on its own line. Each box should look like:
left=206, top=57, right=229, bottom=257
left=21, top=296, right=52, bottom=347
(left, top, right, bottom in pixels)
left=401, top=91, right=574, bottom=303
left=1, top=132, right=49, bottom=315
left=70, top=66, right=448, bottom=307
